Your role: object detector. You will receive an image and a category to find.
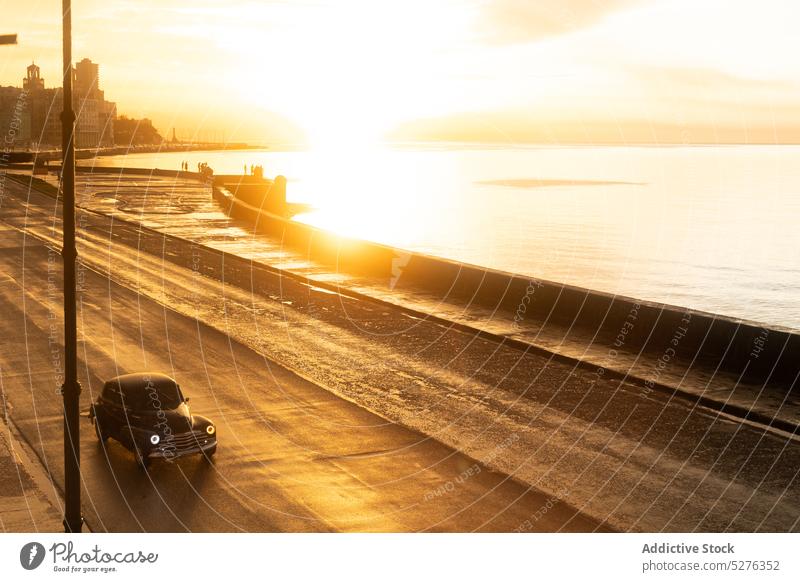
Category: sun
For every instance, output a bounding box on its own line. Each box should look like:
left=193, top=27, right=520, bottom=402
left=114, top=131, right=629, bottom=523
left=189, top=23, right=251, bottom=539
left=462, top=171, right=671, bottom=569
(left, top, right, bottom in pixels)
left=229, top=0, right=475, bottom=149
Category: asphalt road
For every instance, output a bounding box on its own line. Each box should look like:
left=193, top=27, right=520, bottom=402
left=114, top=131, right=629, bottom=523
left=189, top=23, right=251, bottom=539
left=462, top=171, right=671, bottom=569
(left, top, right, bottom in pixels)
left=0, top=176, right=798, bottom=532
left=0, top=186, right=604, bottom=532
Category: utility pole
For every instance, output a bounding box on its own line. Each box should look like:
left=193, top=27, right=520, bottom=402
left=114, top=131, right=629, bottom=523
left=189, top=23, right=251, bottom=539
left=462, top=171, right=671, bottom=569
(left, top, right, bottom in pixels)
left=61, top=0, right=83, bottom=533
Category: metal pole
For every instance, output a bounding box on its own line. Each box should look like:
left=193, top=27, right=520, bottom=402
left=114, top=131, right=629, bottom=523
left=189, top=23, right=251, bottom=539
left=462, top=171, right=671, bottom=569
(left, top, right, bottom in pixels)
left=61, top=0, right=82, bottom=533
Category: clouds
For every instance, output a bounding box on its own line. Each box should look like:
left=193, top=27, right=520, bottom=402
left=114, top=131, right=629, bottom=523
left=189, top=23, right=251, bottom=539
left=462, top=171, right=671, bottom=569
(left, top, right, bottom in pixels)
left=478, top=0, right=640, bottom=45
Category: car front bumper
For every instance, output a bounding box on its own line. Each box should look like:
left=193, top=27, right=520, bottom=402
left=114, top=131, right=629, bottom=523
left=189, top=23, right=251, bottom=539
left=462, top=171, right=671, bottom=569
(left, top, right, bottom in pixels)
left=147, top=434, right=217, bottom=460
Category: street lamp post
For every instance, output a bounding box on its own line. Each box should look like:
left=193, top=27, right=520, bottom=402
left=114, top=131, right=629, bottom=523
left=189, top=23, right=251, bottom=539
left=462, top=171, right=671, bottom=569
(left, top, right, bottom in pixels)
left=61, top=0, right=83, bottom=533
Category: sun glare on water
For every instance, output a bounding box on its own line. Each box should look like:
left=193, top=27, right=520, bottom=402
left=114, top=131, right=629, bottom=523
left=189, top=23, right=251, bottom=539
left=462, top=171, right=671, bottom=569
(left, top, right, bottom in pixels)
left=292, top=143, right=442, bottom=248
left=233, top=0, right=475, bottom=246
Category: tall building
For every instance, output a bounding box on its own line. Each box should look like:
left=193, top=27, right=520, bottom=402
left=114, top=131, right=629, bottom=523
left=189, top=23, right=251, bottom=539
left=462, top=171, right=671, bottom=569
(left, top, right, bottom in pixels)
left=73, top=58, right=100, bottom=148
left=71, top=58, right=116, bottom=148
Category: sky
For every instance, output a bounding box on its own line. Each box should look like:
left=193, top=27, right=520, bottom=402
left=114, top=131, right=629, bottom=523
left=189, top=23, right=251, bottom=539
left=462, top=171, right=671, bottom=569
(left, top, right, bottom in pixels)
left=1, top=0, right=799, bottom=145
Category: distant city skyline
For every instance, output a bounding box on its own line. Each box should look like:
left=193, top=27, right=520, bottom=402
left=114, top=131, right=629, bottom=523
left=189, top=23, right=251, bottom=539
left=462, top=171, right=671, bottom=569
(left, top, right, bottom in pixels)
left=1, top=0, right=799, bottom=146
left=0, top=58, right=116, bottom=149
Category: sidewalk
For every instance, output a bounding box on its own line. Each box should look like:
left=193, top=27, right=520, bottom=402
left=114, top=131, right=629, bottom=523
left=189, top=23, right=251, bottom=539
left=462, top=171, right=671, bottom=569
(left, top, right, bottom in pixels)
left=0, top=412, right=63, bottom=532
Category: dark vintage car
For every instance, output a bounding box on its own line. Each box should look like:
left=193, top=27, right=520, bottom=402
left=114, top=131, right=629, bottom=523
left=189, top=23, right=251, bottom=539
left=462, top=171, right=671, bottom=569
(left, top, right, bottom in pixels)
left=89, top=373, right=217, bottom=468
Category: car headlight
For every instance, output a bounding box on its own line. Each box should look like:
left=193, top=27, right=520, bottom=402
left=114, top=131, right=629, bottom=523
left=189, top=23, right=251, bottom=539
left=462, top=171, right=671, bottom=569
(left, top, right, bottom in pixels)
left=206, top=425, right=216, bottom=435
left=150, top=434, right=161, bottom=445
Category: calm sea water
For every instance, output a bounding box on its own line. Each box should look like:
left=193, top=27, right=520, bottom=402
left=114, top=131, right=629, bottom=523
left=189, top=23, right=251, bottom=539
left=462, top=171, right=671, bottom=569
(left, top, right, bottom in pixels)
left=85, top=144, right=800, bottom=329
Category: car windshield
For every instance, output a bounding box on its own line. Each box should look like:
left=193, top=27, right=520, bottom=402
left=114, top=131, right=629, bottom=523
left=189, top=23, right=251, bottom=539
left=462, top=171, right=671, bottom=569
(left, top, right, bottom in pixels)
left=139, top=380, right=184, bottom=410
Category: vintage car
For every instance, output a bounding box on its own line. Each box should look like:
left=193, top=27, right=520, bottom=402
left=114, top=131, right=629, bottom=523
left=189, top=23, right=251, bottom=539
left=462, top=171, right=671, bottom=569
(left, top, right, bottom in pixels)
left=89, top=373, right=217, bottom=468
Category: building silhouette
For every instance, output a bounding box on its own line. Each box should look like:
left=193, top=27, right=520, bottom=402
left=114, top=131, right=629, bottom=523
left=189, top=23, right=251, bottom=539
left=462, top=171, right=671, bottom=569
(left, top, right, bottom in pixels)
left=0, top=58, right=116, bottom=150
left=23, top=63, right=44, bottom=91
left=0, top=84, right=29, bottom=145
left=72, top=58, right=116, bottom=148
left=24, top=63, right=60, bottom=146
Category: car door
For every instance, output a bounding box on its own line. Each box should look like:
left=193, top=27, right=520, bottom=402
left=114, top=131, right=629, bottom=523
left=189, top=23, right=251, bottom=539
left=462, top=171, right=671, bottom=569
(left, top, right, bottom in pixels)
left=116, top=390, right=143, bottom=450
left=104, top=385, right=137, bottom=448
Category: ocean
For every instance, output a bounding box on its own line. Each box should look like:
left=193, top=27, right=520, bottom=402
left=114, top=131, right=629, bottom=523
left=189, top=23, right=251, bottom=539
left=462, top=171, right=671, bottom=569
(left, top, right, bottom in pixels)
left=83, top=144, right=800, bottom=330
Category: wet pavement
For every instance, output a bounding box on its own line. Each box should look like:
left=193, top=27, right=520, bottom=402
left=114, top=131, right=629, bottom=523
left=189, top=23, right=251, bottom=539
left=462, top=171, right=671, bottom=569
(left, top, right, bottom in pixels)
left=0, top=218, right=604, bottom=532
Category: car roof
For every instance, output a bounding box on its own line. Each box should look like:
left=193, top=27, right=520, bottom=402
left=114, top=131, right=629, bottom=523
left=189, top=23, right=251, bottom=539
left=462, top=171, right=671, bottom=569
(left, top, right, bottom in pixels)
left=103, top=372, right=178, bottom=395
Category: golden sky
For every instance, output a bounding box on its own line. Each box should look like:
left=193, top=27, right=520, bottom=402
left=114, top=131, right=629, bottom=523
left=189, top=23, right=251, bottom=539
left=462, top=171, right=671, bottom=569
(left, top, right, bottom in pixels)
left=1, top=0, right=799, bottom=145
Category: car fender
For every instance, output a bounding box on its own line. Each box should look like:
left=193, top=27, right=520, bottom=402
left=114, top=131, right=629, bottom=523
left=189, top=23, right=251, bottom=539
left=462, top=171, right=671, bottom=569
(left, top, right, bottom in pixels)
left=191, top=414, right=215, bottom=431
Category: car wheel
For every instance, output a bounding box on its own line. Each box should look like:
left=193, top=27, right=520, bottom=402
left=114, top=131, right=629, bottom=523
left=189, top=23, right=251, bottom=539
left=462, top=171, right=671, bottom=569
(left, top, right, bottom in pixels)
left=202, top=445, right=217, bottom=462
left=94, top=418, right=108, bottom=443
left=135, top=447, right=151, bottom=469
